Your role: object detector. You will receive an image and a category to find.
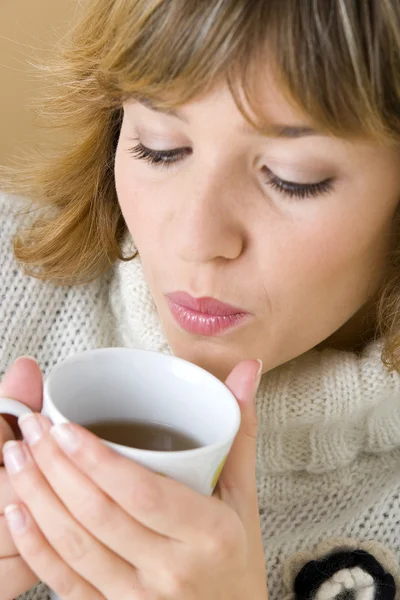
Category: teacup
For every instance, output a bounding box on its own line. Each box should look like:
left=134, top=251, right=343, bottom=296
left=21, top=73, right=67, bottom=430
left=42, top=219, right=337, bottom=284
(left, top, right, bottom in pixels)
left=0, top=348, right=241, bottom=600
left=0, top=348, right=241, bottom=495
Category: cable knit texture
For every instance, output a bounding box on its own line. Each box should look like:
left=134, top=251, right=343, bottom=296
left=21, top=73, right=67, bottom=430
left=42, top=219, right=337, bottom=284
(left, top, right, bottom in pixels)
left=1, top=192, right=400, bottom=600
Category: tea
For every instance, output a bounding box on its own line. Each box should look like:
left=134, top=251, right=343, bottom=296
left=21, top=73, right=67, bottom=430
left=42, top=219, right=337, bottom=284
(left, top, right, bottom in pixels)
left=84, top=418, right=201, bottom=451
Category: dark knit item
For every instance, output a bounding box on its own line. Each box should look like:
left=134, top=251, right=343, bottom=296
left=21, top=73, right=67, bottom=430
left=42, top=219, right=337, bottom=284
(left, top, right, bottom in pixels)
left=293, top=548, right=396, bottom=600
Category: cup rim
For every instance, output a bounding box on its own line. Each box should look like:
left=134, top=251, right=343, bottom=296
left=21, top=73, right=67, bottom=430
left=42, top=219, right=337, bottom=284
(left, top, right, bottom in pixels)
left=43, top=347, right=241, bottom=457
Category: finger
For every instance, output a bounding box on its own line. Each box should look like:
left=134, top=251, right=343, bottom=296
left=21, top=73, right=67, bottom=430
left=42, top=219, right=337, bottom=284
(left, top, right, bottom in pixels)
left=0, top=468, right=21, bottom=557
left=0, top=357, right=43, bottom=409
left=3, top=439, right=141, bottom=599
left=19, top=413, right=176, bottom=575
left=51, top=420, right=228, bottom=545
left=0, top=357, right=43, bottom=441
left=4, top=503, right=105, bottom=600
left=0, top=468, right=20, bottom=511
left=0, top=515, right=19, bottom=556
left=0, top=555, right=39, bottom=599
left=219, top=360, right=261, bottom=514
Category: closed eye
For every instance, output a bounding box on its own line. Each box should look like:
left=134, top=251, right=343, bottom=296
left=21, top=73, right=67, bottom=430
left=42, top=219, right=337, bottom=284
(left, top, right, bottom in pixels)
left=127, top=141, right=191, bottom=168
left=263, top=167, right=334, bottom=200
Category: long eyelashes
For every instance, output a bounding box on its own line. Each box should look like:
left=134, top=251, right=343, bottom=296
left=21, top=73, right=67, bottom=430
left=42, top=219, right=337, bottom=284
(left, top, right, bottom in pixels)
left=264, top=168, right=334, bottom=199
left=127, top=141, right=334, bottom=200
left=128, top=142, right=191, bottom=167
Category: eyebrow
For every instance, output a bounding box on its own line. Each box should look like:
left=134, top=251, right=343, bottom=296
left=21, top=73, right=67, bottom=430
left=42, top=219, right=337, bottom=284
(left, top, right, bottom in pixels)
left=137, top=98, right=320, bottom=139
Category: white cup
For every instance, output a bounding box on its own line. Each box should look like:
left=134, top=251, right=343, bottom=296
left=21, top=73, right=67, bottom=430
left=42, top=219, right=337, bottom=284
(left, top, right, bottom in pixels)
left=0, top=348, right=240, bottom=495
left=1, top=349, right=241, bottom=599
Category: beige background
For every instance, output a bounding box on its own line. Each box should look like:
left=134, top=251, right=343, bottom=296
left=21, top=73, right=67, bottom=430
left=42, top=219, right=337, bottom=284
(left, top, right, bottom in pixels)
left=0, top=0, right=77, bottom=165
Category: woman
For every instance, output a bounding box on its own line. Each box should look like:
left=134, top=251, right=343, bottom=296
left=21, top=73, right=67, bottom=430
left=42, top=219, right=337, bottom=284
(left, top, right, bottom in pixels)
left=1, top=0, right=400, bottom=598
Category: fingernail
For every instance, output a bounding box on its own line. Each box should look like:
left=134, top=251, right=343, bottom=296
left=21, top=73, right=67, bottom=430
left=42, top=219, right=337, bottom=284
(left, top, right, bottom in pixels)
left=15, top=355, right=37, bottom=364
left=18, top=413, right=43, bottom=446
left=50, top=424, right=81, bottom=454
left=255, top=359, right=263, bottom=394
left=3, top=441, right=29, bottom=474
left=5, top=504, right=27, bottom=533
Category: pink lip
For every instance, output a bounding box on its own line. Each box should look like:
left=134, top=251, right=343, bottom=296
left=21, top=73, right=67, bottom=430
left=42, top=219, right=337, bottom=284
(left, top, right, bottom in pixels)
left=166, top=291, right=250, bottom=336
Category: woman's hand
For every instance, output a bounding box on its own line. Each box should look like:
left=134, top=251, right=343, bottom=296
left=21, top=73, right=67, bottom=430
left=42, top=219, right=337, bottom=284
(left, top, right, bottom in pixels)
left=0, top=357, right=42, bottom=599
left=2, top=358, right=268, bottom=600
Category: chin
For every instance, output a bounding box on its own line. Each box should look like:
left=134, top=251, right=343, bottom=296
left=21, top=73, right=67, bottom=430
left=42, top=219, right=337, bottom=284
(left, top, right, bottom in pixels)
left=174, top=348, right=233, bottom=381
left=167, top=334, right=246, bottom=382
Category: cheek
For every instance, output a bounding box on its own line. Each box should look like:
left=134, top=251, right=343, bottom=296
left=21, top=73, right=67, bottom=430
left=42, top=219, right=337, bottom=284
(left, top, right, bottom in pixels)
left=114, top=151, right=138, bottom=222
left=114, top=153, right=160, bottom=248
left=267, top=202, right=391, bottom=312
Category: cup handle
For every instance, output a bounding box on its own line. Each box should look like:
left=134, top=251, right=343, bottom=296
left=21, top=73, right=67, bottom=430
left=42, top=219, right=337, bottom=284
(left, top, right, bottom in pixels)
left=0, top=397, right=34, bottom=419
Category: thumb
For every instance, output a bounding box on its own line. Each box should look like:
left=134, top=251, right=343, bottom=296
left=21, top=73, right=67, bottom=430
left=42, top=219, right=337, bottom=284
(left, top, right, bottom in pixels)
left=217, top=359, right=262, bottom=508
left=0, top=357, right=43, bottom=434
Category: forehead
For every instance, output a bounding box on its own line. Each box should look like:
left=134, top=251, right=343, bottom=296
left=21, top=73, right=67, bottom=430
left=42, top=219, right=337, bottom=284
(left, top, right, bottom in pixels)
left=126, top=71, right=319, bottom=139
left=195, top=74, right=315, bottom=134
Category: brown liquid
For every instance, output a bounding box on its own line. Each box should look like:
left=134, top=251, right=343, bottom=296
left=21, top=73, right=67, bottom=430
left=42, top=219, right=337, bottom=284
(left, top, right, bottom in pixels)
left=84, top=419, right=201, bottom=451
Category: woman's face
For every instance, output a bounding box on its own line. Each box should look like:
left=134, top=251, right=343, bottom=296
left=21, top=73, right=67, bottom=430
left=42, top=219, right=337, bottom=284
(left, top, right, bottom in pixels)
left=114, top=75, right=400, bottom=379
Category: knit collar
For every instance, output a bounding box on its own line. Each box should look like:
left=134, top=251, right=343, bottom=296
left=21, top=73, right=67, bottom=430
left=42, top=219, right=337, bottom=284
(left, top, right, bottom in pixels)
left=108, top=246, right=400, bottom=474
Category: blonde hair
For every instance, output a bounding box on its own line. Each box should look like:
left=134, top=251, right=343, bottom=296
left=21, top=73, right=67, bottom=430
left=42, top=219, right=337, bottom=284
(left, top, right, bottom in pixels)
left=2, top=0, right=400, bottom=367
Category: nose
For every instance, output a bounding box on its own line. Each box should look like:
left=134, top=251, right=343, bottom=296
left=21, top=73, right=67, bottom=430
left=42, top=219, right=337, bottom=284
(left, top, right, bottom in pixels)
left=173, top=172, right=245, bottom=264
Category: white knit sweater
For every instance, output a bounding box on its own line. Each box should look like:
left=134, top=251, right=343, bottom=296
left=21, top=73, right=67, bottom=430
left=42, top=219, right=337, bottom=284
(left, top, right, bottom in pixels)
left=2, top=191, right=400, bottom=600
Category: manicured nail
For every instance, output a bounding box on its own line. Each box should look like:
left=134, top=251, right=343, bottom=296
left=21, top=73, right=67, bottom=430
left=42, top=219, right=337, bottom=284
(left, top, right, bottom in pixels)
left=50, top=424, right=81, bottom=454
left=255, top=359, right=263, bottom=394
left=3, top=441, right=28, bottom=474
left=5, top=504, right=27, bottom=533
left=18, top=413, right=43, bottom=446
